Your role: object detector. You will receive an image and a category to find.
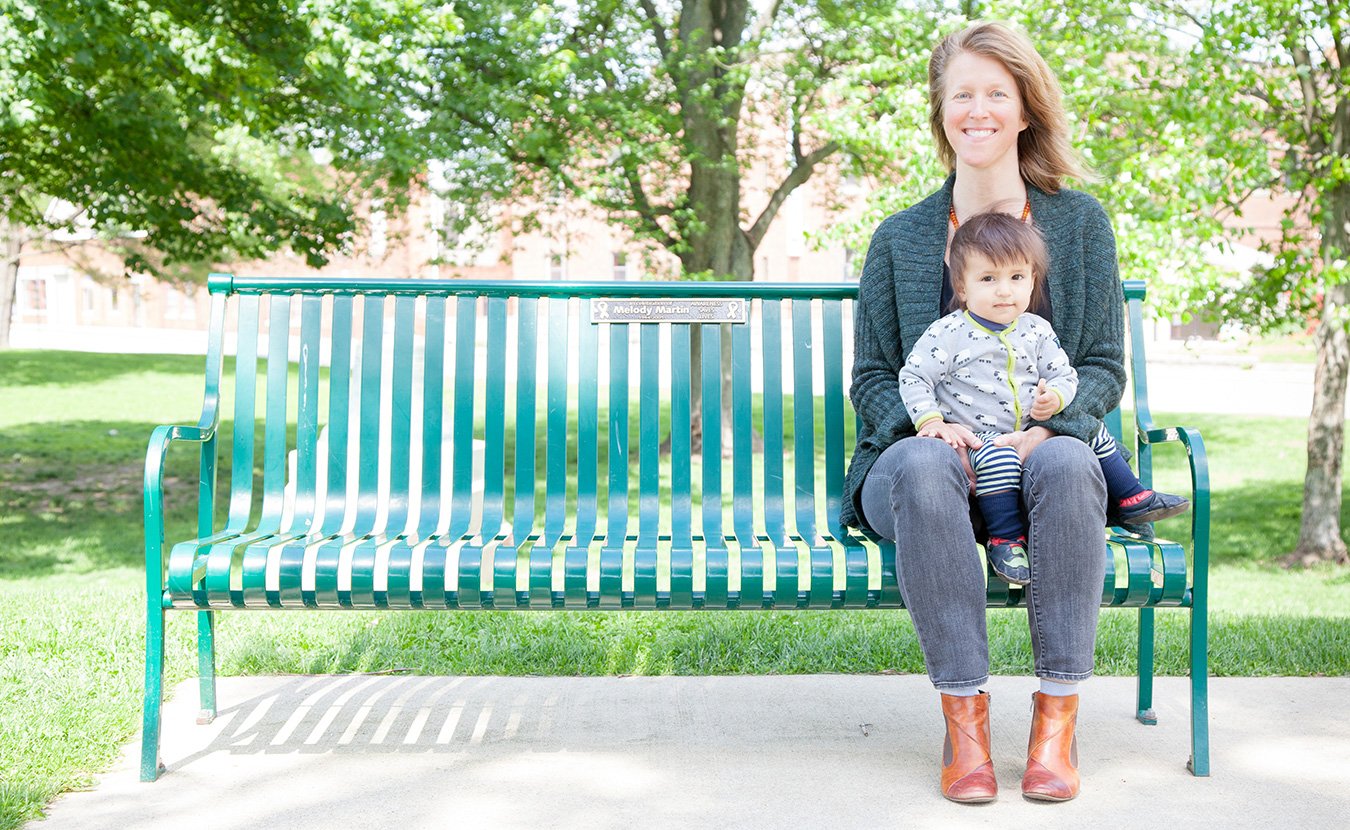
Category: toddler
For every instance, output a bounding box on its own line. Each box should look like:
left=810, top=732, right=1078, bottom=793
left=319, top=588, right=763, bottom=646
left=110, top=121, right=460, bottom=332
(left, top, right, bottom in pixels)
left=898, top=212, right=1189, bottom=585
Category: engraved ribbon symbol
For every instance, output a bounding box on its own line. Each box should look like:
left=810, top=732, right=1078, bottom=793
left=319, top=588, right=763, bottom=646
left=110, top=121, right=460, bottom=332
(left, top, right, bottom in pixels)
left=596, top=301, right=609, bottom=319
left=725, top=301, right=739, bottom=320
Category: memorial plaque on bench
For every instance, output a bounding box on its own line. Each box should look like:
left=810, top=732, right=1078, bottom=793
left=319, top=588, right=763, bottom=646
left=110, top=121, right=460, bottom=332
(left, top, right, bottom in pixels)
left=590, top=298, right=748, bottom=324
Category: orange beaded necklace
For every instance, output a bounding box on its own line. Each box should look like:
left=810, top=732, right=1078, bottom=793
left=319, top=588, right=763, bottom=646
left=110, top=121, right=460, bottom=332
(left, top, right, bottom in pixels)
left=949, top=197, right=1031, bottom=228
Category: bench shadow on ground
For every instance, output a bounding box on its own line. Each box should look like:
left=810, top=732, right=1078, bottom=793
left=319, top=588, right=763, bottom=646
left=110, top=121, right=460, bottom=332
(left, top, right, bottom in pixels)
left=138, top=675, right=943, bottom=828
left=175, top=675, right=561, bottom=765
left=167, top=674, right=928, bottom=768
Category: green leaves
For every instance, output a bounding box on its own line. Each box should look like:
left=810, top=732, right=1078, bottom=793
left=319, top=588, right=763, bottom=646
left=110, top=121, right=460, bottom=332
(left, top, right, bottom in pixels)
left=1113, top=0, right=1350, bottom=331
left=0, top=0, right=450, bottom=281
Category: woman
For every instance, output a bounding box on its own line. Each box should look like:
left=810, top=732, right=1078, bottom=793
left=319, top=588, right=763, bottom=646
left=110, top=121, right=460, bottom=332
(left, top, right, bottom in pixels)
left=843, top=20, right=1125, bottom=803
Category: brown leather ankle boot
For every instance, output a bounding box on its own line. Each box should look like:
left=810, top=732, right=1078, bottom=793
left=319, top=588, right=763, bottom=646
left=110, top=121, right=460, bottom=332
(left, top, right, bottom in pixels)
left=1022, top=691, right=1080, bottom=801
left=939, top=692, right=997, bottom=803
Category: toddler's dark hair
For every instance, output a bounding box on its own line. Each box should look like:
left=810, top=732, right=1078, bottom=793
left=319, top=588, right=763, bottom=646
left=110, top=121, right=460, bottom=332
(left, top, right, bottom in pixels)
left=948, top=211, right=1049, bottom=313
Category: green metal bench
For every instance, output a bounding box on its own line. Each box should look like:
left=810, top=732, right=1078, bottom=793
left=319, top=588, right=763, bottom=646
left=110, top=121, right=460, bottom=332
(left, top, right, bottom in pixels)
left=141, top=275, right=1210, bottom=781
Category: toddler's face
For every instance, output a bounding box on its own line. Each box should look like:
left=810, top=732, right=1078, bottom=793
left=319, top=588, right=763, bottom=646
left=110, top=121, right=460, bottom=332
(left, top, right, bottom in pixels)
left=954, top=251, right=1035, bottom=326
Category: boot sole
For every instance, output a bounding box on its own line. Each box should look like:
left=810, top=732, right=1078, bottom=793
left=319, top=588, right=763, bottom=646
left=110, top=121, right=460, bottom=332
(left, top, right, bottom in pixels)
left=1119, top=501, right=1190, bottom=525
left=1022, top=789, right=1077, bottom=802
left=945, top=793, right=998, bottom=804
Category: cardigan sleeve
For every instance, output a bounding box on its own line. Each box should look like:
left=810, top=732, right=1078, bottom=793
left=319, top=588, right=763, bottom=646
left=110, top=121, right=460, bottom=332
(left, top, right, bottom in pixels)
left=1030, top=197, right=1126, bottom=442
left=849, top=221, right=914, bottom=448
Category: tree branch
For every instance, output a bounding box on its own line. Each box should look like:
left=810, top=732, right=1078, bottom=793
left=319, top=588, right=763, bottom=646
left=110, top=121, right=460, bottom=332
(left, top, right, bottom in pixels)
left=614, top=159, right=681, bottom=253
left=1290, top=42, right=1323, bottom=152
left=746, top=140, right=838, bottom=251
left=746, top=0, right=783, bottom=43
left=1157, top=0, right=1205, bottom=31
left=638, top=0, right=669, bottom=60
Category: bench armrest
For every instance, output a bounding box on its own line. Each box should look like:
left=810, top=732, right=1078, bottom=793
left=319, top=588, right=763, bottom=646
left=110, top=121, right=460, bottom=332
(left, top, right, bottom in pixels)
left=1122, top=280, right=1210, bottom=581
left=144, top=423, right=218, bottom=601
left=1134, top=422, right=1210, bottom=619
left=1139, top=422, right=1210, bottom=541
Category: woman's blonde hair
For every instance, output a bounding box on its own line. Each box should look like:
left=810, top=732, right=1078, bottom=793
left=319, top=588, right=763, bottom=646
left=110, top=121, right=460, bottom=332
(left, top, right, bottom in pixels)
left=928, top=20, right=1090, bottom=193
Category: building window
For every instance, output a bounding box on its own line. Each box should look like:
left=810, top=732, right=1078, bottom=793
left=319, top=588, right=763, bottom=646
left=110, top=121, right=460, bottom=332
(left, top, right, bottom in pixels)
left=369, top=199, right=387, bottom=259
left=612, top=252, right=628, bottom=281
left=165, top=285, right=197, bottom=321
left=20, top=279, right=47, bottom=314
left=164, top=286, right=182, bottom=319
left=430, top=194, right=463, bottom=261
left=82, top=278, right=96, bottom=313
left=549, top=254, right=565, bottom=281
left=429, top=193, right=500, bottom=267
left=844, top=247, right=862, bottom=280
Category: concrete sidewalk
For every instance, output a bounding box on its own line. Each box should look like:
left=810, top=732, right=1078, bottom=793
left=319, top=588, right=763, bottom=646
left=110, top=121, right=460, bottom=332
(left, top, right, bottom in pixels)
left=1143, top=358, right=1321, bottom=419
left=30, top=674, right=1350, bottom=829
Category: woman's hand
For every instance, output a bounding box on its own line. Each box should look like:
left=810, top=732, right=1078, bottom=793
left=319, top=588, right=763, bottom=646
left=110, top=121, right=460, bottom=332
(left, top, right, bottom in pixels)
left=919, top=419, right=982, bottom=492
left=992, top=425, right=1055, bottom=462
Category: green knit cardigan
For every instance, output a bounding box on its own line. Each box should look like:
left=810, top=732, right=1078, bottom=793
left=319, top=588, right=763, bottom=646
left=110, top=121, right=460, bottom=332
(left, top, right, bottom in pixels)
left=842, top=175, right=1127, bottom=532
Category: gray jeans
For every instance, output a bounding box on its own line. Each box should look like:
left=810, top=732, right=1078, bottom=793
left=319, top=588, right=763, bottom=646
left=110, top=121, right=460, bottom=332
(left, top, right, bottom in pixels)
left=861, top=435, right=1107, bottom=691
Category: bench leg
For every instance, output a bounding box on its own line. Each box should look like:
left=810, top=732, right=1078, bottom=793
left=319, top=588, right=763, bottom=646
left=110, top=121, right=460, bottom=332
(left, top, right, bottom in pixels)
left=197, top=609, right=217, bottom=724
left=140, top=603, right=166, bottom=782
left=1135, top=607, right=1158, bottom=725
left=1188, top=603, right=1211, bottom=776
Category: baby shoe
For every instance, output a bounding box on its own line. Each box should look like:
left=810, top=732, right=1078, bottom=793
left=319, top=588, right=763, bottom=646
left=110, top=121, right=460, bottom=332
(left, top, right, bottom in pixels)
left=986, top=537, right=1030, bottom=586
left=1116, top=490, right=1190, bottom=525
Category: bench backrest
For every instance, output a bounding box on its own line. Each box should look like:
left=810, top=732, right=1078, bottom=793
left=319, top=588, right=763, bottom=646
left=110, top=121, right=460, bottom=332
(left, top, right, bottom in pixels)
left=180, top=275, right=1155, bottom=610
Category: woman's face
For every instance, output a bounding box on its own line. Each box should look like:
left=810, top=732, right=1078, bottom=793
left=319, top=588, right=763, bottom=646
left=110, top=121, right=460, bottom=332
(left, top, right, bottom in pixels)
left=941, top=51, right=1029, bottom=175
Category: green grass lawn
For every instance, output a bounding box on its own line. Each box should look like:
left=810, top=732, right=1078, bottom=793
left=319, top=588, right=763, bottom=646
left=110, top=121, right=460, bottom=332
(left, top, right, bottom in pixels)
left=1, top=349, right=1348, bottom=829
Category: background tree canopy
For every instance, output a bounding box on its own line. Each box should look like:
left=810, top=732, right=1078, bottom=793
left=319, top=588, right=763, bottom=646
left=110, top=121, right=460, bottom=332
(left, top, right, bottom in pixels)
left=417, top=0, right=942, bottom=282
left=0, top=0, right=451, bottom=344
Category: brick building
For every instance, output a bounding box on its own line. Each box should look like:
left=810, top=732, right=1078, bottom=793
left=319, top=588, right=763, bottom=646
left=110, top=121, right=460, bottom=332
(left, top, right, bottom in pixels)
left=9, top=168, right=862, bottom=354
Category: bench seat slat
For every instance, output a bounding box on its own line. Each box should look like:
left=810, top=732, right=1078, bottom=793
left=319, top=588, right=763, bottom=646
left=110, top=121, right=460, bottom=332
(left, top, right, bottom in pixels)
left=166, top=529, right=1191, bottom=613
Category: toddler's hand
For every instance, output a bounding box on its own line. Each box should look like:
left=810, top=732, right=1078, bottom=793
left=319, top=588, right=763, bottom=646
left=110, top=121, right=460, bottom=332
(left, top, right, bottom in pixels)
left=918, top=418, right=974, bottom=451
left=1030, top=378, right=1058, bottom=421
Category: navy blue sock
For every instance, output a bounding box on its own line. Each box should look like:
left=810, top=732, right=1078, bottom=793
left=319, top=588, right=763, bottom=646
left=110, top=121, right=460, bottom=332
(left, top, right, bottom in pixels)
left=977, top=489, right=1025, bottom=542
left=1098, top=447, right=1146, bottom=503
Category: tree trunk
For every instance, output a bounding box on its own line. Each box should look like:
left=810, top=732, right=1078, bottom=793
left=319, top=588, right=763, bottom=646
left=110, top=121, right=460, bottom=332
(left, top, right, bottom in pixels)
left=675, top=0, right=754, bottom=454
left=1284, top=178, right=1350, bottom=566
left=1284, top=281, right=1350, bottom=566
left=0, top=220, right=21, bottom=350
